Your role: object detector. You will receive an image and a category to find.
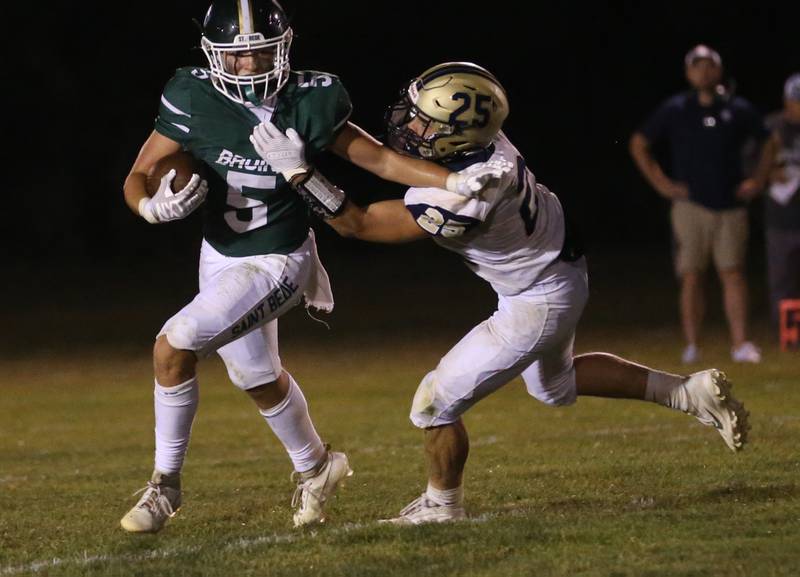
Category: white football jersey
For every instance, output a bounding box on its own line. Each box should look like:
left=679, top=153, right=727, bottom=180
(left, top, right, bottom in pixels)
left=404, top=132, right=565, bottom=296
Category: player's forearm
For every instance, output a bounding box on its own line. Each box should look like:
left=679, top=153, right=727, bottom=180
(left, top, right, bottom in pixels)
left=329, top=200, right=425, bottom=244
left=326, top=201, right=364, bottom=238
left=333, top=122, right=450, bottom=189
left=376, top=148, right=450, bottom=189
left=123, top=172, right=150, bottom=215
left=124, top=131, right=183, bottom=216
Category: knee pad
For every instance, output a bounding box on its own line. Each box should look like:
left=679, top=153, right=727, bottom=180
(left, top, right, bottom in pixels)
left=158, top=315, right=202, bottom=355
left=223, top=358, right=281, bottom=391
left=528, top=371, right=577, bottom=407
left=410, top=371, right=439, bottom=428
left=409, top=370, right=467, bottom=429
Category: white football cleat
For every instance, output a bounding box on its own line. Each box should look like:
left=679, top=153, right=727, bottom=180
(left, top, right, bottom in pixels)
left=684, top=369, right=750, bottom=452
left=291, top=451, right=352, bottom=527
left=380, top=494, right=466, bottom=526
left=120, top=471, right=182, bottom=533
left=731, top=341, right=762, bottom=364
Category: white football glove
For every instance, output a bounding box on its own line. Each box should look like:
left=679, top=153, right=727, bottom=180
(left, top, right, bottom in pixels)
left=138, top=169, right=208, bottom=224
left=250, top=122, right=309, bottom=180
left=445, top=158, right=515, bottom=198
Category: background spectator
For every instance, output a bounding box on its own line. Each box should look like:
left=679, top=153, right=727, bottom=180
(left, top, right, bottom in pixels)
left=751, top=73, right=800, bottom=327
left=629, top=45, right=768, bottom=364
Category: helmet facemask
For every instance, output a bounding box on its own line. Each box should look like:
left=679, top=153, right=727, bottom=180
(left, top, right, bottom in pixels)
left=201, top=29, right=292, bottom=105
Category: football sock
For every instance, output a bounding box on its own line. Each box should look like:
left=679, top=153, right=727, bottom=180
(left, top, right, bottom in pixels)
left=154, top=377, right=199, bottom=475
left=259, top=373, right=326, bottom=473
left=644, top=370, right=689, bottom=412
left=426, top=483, right=464, bottom=507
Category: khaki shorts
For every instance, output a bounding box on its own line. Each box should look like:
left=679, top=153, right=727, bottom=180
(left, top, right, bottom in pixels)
left=671, top=200, right=748, bottom=275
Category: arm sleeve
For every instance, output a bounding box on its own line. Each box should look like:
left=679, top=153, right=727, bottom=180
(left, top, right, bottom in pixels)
left=154, top=72, right=193, bottom=146
left=296, top=74, right=353, bottom=159
left=331, top=79, right=353, bottom=134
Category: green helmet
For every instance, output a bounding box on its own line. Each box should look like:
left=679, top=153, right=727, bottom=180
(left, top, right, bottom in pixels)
left=386, top=62, right=510, bottom=161
left=200, top=0, right=292, bottom=105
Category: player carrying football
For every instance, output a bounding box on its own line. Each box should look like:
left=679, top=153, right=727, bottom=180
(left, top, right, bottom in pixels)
left=120, top=1, right=505, bottom=533
left=249, top=61, right=751, bottom=525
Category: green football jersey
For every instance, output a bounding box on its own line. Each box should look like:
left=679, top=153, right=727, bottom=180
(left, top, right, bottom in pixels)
left=154, top=67, right=353, bottom=256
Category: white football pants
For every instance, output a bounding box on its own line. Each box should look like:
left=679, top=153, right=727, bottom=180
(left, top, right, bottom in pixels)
left=410, top=257, right=589, bottom=428
left=158, top=231, right=326, bottom=389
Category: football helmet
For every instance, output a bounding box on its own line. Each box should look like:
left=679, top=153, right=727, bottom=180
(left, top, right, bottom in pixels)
left=386, top=62, right=509, bottom=161
left=201, top=0, right=292, bottom=105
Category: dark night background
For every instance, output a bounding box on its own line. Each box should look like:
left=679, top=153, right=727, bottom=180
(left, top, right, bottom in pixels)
left=3, top=1, right=799, bottom=348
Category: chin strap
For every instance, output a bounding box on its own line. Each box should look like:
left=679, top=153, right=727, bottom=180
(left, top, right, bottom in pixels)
left=243, top=85, right=263, bottom=106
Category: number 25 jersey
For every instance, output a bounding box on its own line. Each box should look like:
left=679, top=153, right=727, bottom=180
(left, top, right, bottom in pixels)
left=404, top=132, right=567, bottom=296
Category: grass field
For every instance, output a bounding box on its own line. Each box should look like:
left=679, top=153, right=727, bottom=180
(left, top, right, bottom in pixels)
left=1, top=244, right=798, bottom=576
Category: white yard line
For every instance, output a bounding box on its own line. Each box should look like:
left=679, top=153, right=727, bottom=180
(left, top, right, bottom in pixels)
left=1, top=531, right=292, bottom=576
left=1, top=508, right=525, bottom=576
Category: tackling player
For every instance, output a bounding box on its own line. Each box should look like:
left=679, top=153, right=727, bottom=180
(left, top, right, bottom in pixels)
left=120, top=1, right=504, bottom=533
left=250, top=62, right=751, bottom=525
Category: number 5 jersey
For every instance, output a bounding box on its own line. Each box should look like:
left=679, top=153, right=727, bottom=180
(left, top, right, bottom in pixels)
left=155, top=67, right=352, bottom=257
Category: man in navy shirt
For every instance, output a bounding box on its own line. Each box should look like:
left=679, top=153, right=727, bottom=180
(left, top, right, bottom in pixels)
left=630, top=45, right=767, bottom=364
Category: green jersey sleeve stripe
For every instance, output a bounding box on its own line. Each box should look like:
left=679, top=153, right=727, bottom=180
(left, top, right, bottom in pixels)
left=161, top=95, right=191, bottom=117
left=331, top=108, right=352, bottom=133
left=170, top=122, right=191, bottom=133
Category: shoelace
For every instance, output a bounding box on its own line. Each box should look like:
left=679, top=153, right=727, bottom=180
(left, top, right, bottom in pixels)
left=399, top=494, right=436, bottom=517
left=130, top=482, right=176, bottom=517
left=290, top=474, right=308, bottom=509
left=290, top=461, right=331, bottom=510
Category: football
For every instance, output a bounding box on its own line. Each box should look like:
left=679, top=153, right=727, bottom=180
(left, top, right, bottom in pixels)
left=145, top=151, right=205, bottom=197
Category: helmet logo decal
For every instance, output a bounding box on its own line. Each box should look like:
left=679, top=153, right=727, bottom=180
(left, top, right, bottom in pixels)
left=238, top=0, right=255, bottom=34
left=235, top=33, right=265, bottom=43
